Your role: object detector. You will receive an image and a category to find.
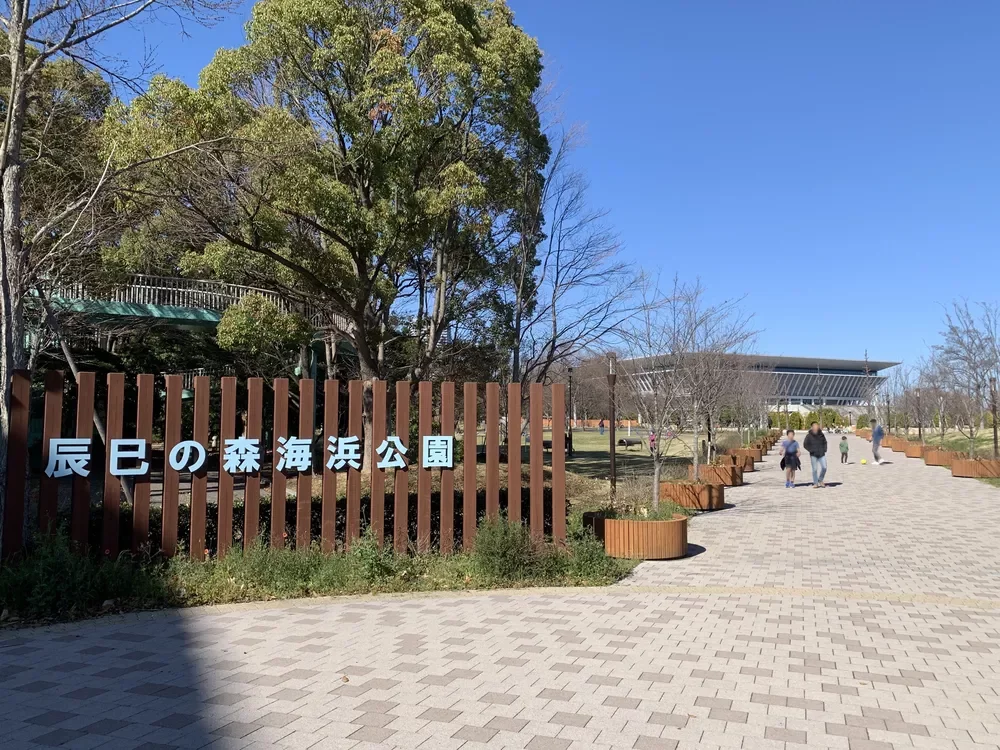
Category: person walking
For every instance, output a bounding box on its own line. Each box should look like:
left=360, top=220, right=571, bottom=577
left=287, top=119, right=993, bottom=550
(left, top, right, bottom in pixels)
left=803, top=421, right=828, bottom=487
left=598, top=419, right=605, bottom=436
left=648, top=429, right=657, bottom=456
left=839, top=435, right=849, bottom=463
left=871, top=419, right=884, bottom=465
left=779, top=429, right=801, bottom=488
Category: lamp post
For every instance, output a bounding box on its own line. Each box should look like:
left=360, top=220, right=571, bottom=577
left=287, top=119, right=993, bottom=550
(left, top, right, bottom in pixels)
left=992, top=377, right=998, bottom=460
left=608, top=354, right=617, bottom=503
left=567, top=366, right=575, bottom=457
left=916, top=388, right=922, bottom=443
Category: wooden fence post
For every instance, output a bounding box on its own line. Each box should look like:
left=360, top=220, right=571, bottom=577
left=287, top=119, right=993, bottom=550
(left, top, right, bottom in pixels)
left=440, top=382, right=455, bottom=554
left=393, top=381, right=410, bottom=553
left=162, top=374, right=181, bottom=556
left=102, top=373, right=125, bottom=557
left=529, top=383, right=543, bottom=540
left=296, top=378, right=314, bottom=550
left=38, top=371, right=63, bottom=536
left=72, top=372, right=96, bottom=551
left=271, top=378, right=289, bottom=548
left=552, top=384, right=566, bottom=543
left=486, top=382, right=500, bottom=519
left=218, top=376, right=236, bottom=557
left=371, top=380, right=387, bottom=546
left=321, top=379, right=338, bottom=553
left=346, top=380, right=363, bottom=547
left=507, top=383, right=521, bottom=524
left=2, top=371, right=30, bottom=560
left=189, top=375, right=210, bottom=560
left=463, top=383, right=477, bottom=549
left=244, top=378, right=263, bottom=550
left=417, top=381, right=432, bottom=552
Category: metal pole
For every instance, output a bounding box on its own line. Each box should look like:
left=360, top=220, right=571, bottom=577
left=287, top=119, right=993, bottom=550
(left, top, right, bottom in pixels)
left=992, top=377, right=998, bottom=459
left=608, top=354, right=617, bottom=503
left=916, top=388, right=923, bottom=443
left=567, top=367, right=575, bottom=457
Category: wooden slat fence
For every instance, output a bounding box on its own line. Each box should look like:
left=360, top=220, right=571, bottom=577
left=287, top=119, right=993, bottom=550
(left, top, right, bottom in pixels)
left=1, top=373, right=567, bottom=561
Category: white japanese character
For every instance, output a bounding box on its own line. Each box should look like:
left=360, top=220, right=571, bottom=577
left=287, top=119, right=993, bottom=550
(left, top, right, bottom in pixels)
left=168, top=440, right=207, bottom=472
left=44, top=438, right=91, bottom=478
left=422, top=436, right=454, bottom=469
left=326, top=435, right=362, bottom=470
left=223, top=436, right=261, bottom=474
left=109, top=439, right=149, bottom=477
left=276, top=436, right=312, bottom=473
left=376, top=436, right=407, bottom=469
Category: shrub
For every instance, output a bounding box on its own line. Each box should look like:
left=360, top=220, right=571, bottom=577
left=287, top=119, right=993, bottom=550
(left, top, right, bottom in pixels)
left=0, top=534, right=169, bottom=621
left=471, top=516, right=536, bottom=581
left=566, top=531, right=619, bottom=579
left=349, top=530, right=403, bottom=584
left=856, top=414, right=870, bottom=429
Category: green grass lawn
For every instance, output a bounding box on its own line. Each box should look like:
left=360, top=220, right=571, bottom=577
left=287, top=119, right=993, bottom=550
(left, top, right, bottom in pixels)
left=565, top=428, right=695, bottom=480
left=892, top=428, right=1000, bottom=459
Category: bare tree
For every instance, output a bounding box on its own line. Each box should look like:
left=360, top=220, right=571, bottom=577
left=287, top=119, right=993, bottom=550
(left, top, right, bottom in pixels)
left=617, top=276, right=755, bottom=509
left=934, top=302, right=1000, bottom=457
left=503, top=128, right=638, bottom=391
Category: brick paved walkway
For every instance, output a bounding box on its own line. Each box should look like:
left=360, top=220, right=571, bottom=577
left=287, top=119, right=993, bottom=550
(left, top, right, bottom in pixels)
left=4, top=435, right=1000, bottom=750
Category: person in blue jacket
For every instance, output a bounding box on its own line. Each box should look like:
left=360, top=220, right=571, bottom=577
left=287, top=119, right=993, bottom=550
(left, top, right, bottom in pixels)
left=871, top=420, right=885, bottom=465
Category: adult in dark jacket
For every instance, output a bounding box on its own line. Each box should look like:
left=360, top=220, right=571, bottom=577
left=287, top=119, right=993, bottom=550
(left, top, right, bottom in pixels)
left=803, top=422, right=828, bottom=487
left=871, top=421, right=884, bottom=464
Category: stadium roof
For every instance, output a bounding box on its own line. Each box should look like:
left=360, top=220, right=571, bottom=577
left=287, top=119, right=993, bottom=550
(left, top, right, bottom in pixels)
left=622, top=354, right=899, bottom=374
left=734, top=355, right=899, bottom=373
left=622, top=354, right=899, bottom=406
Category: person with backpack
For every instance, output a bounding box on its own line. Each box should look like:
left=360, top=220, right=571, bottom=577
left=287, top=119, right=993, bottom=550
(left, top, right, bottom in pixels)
left=803, top=421, right=828, bottom=487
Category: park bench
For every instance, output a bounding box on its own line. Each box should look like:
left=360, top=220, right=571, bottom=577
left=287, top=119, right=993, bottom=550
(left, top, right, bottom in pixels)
left=617, top=437, right=644, bottom=450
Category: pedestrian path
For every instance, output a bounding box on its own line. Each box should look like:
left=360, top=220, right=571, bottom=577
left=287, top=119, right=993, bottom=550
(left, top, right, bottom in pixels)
left=3, top=435, right=1000, bottom=749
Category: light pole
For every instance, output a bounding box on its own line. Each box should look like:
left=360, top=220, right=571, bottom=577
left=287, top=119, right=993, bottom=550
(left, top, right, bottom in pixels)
left=992, top=377, right=998, bottom=459
left=608, top=354, right=617, bottom=503
left=567, top=366, right=575, bottom=457
left=916, top=388, right=922, bottom=443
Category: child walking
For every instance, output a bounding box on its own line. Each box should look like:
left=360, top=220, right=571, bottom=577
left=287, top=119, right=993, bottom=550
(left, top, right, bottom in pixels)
left=780, top=429, right=801, bottom=488
left=839, top=436, right=849, bottom=463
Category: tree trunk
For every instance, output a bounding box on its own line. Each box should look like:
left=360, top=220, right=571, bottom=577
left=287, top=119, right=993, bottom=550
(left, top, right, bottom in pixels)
left=691, top=403, right=700, bottom=475
left=651, top=458, right=661, bottom=512
left=0, top=36, right=30, bottom=553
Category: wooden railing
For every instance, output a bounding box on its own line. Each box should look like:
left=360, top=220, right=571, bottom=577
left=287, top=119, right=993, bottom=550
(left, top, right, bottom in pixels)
left=49, top=275, right=350, bottom=331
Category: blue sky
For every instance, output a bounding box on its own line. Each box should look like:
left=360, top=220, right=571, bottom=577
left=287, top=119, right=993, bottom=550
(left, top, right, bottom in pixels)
left=106, top=0, right=1000, bottom=367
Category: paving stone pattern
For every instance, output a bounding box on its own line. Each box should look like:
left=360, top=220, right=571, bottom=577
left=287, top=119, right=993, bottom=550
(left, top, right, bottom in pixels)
left=3, top=436, right=1000, bottom=749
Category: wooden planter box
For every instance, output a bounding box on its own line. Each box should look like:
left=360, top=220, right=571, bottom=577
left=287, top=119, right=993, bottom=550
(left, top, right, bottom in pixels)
left=952, top=459, right=1000, bottom=478
left=924, top=449, right=962, bottom=467
left=659, top=481, right=725, bottom=511
left=903, top=443, right=924, bottom=459
left=720, top=454, right=755, bottom=471
left=733, top=448, right=763, bottom=462
left=592, top=516, right=688, bottom=560
left=689, top=464, right=743, bottom=486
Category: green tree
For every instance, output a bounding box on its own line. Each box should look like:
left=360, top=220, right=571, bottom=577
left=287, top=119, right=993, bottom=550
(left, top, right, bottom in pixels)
left=216, top=294, right=313, bottom=382
left=0, top=0, right=231, bottom=549
left=108, top=0, right=547, bottom=388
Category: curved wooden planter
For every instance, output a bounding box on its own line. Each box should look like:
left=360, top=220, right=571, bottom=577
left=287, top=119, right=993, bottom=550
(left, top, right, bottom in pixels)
left=689, top=465, right=743, bottom=486
left=952, top=459, right=1000, bottom=478
left=659, top=481, right=725, bottom=510
left=923, top=449, right=962, bottom=467
left=904, top=443, right=924, bottom=459
left=597, top=516, right=688, bottom=560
